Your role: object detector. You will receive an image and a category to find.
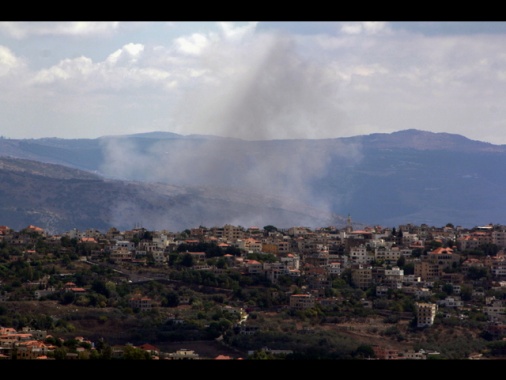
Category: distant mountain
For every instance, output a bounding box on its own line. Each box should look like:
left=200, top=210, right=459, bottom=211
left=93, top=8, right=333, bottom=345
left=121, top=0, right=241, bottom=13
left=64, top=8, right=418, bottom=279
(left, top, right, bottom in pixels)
left=1, top=129, right=506, bottom=230
left=346, top=129, right=506, bottom=153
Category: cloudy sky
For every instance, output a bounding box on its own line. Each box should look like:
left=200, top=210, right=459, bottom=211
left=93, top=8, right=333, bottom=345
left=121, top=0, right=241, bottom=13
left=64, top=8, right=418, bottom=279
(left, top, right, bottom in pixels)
left=2, top=21, right=506, bottom=144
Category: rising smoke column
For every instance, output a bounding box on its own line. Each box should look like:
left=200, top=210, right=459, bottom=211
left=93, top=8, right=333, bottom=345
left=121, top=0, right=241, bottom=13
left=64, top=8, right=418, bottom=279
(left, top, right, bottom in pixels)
left=99, top=30, right=363, bottom=229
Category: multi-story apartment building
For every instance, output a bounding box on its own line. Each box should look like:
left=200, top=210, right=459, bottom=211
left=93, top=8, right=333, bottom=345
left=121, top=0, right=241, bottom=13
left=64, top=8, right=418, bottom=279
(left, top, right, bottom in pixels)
left=276, top=240, right=290, bottom=254
left=304, top=265, right=330, bottom=295
left=110, top=247, right=133, bottom=262
left=484, top=299, right=505, bottom=323
left=236, top=238, right=262, bottom=253
left=375, top=246, right=404, bottom=263
left=138, top=241, right=160, bottom=252
left=222, top=224, right=245, bottom=242
left=383, top=266, right=404, bottom=288
left=414, top=247, right=460, bottom=281
left=326, top=261, right=342, bottom=276
left=304, top=245, right=330, bottom=267
left=264, top=262, right=290, bottom=284
left=280, top=253, right=300, bottom=270
left=349, top=244, right=373, bottom=264
left=491, top=255, right=506, bottom=279
left=113, top=240, right=135, bottom=251
left=458, top=228, right=493, bottom=251
left=492, top=229, right=506, bottom=248
left=416, top=302, right=437, bottom=327
left=351, top=264, right=373, bottom=289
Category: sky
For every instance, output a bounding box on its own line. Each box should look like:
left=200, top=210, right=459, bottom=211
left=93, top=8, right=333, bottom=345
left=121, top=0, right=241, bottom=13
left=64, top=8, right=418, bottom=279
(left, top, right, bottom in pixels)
left=2, top=21, right=506, bottom=144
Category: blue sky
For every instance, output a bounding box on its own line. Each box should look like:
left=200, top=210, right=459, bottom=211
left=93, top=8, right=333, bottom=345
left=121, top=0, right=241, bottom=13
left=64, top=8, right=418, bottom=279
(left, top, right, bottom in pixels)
left=1, top=21, right=506, bottom=144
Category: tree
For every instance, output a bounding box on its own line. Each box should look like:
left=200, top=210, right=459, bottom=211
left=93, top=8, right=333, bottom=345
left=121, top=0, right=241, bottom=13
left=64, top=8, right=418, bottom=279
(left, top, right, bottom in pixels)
left=396, top=255, right=406, bottom=268
left=216, top=257, right=228, bottom=269
left=123, top=345, right=151, bottom=360
left=163, top=291, right=180, bottom=307
left=63, top=337, right=79, bottom=350
left=460, top=284, right=473, bottom=301
left=426, top=240, right=443, bottom=251
left=248, top=349, right=278, bottom=360
left=91, top=279, right=110, bottom=297
left=441, top=283, right=454, bottom=295
left=181, top=253, right=194, bottom=267
left=466, top=266, right=489, bottom=281
left=402, top=262, right=415, bottom=275
left=354, top=344, right=375, bottom=359
left=263, top=225, right=278, bottom=234
left=53, top=347, right=68, bottom=360
left=396, top=229, right=403, bottom=245
left=478, top=243, right=500, bottom=256
left=60, top=291, right=76, bottom=305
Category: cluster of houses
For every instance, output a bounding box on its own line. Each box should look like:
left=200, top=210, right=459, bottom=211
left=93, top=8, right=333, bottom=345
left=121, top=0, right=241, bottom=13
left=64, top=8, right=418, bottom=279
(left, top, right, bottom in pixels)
left=1, top=220, right=506, bottom=359
left=0, top=325, right=241, bottom=360
left=3, top=222, right=506, bottom=316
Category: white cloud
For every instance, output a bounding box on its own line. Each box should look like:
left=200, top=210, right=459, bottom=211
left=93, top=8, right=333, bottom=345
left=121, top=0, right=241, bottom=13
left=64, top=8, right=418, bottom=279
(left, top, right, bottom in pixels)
left=31, top=56, right=94, bottom=85
left=174, top=33, right=213, bottom=56
left=217, top=22, right=258, bottom=41
left=0, top=22, right=121, bottom=39
left=106, top=43, right=145, bottom=66
left=173, top=22, right=257, bottom=56
left=0, top=45, right=24, bottom=76
left=340, top=22, right=390, bottom=35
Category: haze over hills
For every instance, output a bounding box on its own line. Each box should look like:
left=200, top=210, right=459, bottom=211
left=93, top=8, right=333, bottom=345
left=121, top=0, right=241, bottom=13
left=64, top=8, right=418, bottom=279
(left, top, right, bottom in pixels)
left=0, top=156, right=347, bottom=234
left=1, top=128, right=506, bottom=232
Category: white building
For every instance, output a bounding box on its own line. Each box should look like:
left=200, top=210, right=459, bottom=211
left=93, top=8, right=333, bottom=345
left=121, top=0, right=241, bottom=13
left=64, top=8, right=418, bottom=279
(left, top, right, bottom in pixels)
left=416, top=302, right=437, bottom=327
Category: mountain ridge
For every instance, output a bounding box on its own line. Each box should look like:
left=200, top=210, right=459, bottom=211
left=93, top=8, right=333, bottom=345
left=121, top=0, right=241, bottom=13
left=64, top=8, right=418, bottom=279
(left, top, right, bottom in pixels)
left=1, top=128, right=505, bottom=231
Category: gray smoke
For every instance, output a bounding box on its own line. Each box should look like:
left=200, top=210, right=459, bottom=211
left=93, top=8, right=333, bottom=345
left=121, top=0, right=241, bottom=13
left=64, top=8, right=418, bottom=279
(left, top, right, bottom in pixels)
left=99, top=33, right=363, bottom=229
left=172, top=33, right=343, bottom=141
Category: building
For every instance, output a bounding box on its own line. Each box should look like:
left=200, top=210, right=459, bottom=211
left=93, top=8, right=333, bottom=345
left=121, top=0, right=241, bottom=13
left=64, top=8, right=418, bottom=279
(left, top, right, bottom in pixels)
left=416, top=302, right=437, bottom=327
left=351, top=265, right=373, bottom=289
left=129, top=295, right=155, bottom=312
left=289, top=293, right=315, bottom=310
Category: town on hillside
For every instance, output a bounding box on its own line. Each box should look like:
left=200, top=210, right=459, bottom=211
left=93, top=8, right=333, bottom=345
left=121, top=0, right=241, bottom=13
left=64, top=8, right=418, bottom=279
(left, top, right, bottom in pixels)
left=0, top=219, right=505, bottom=360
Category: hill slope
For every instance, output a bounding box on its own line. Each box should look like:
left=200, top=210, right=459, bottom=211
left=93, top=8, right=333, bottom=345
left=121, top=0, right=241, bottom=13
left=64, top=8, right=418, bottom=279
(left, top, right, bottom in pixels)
left=0, top=156, right=345, bottom=233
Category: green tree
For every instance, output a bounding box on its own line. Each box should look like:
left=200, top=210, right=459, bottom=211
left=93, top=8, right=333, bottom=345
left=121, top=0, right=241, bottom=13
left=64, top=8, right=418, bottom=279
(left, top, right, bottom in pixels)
left=263, top=225, right=278, bottom=234
left=354, top=344, right=375, bottom=359
left=91, top=279, right=111, bottom=297
left=249, top=349, right=278, bottom=360
left=53, top=347, right=68, bottom=360
left=123, top=345, right=152, bottom=360
left=442, top=283, right=454, bottom=295
left=181, top=253, right=194, bottom=267
left=460, top=284, right=473, bottom=301
left=466, top=266, right=489, bottom=281
left=60, top=291, right=76, bottom=305
left=396, top=255, right=406, bottom=268
left=163, top=291, right=180, bottom=307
